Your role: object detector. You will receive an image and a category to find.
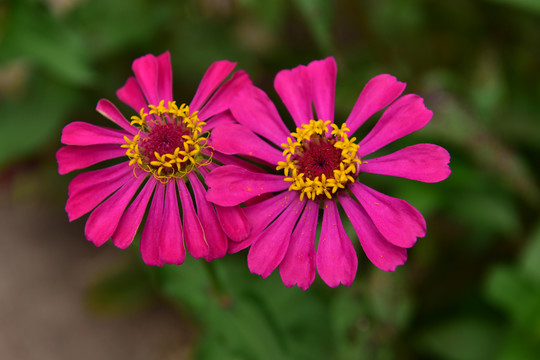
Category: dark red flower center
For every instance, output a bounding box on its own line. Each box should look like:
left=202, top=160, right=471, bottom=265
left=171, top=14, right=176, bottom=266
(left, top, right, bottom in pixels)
left=140, top=123, right=188, bottom=163
left=295, top=136, right=343, bottom=179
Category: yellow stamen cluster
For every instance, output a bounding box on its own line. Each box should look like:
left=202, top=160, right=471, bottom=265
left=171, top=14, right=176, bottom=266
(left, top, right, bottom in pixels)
left=276, top=119, right=361, bottom=201
left=122, top=101, right=211, bottom=182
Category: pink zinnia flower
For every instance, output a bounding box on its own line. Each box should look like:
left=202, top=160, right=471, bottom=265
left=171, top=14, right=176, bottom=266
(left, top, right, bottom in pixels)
left=57, top=52, right=252, bottom=266
left=206, top=57, right=451, bottom=289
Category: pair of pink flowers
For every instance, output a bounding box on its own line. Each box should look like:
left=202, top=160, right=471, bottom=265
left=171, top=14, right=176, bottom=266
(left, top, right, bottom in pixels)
left=57, top=52, right=450, bottom=289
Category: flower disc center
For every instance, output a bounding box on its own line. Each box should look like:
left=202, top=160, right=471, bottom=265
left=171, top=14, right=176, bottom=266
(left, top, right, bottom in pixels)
left=295, top=138, right=342, bottom=180
left=141, top=123, right=187, bottom=162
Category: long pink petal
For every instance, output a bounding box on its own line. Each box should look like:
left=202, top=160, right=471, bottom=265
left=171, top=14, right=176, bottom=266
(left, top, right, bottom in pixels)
left=112, top=178, right=156, bottom=249
left=66, top=162, right=134, bottom=221
left=56, top=144, right=126, bottom=174
left=156, top=51, right=173, bottom=104
left=177, top=179, right=209, bottom=259
left=350, top=182, right=426, bottom=248
left=159, top=180, right=186, bottom=265
left=84, top=174, right=146, bottom=247
left=116, top=77, right=148, bottom=114
left=61, top=122, right=129, bottom=146
left=338, top=192, right=407, bottom=271
left=214, top=205, right=250, bottom=242
left=308, top=57, right=336, bottom=122
left=197, top=70, right=252, bottom=121
left=188, top=173, right=227, bottom=261
left=248, top=197, right=306, bottom=278
left=274, top=64, right=313, bottom=127
left=202, top=111, right=236, bottom=132
left=361, top=144, right=451, bottom=183
left=140, top=182, right=165, bottom=266
left=96, top=99, right=138, bottom=134
left=210, top=152, right=268, bottom=174
left=205, top=165, right=289, bottom=206
left=227, top=191, right=295, bottom=253
left=230, top=85, right=291, bottom=146
left=359, top=94, right=433, bottom=157
left=132, top=54, right=159, bottom=106
left=345, top=74, right=406, bottom=134
left=210, top=124, right=283, bottom=165
left=316, top=199, right=358, bottom=287
left=190, top=60, right=236, bottom=111
left=279, top=200, right=318, bottom=290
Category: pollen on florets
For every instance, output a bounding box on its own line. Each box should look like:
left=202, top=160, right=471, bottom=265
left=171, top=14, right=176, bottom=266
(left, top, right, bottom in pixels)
left=276, top=120, right=361, bottom=201
left=122, top=100, right=211, bottom=182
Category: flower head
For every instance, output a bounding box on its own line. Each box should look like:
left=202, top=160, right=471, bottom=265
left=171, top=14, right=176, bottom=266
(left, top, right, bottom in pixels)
left=57, top=52, right=252, bottom=266
left=206, top=57, right=451, bottom=289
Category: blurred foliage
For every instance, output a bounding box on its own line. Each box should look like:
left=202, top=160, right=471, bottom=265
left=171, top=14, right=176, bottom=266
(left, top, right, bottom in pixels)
left=1, top=0, right=540, bottom=359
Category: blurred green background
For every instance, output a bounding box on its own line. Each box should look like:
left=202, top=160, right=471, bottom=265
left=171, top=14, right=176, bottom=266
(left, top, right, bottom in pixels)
left=1, top=0, right=540, bottom=359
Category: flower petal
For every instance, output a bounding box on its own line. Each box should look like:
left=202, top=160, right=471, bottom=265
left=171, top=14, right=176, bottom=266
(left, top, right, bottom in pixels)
left=227, top=191, right=296, bottom=253
left=248, top=197, right=306, bottom=278
left=190, top=60, right=236, bottom=111
left=112, top=178, right=156, bottom=249
left=66, top=162, right=134, bottom=221
left=197, top=70, right=252, bottom=121
left=338, top=192, right=407, bottom=271
left=214, top=205, right=250, bottom=242
left=279, top=200, right=318, bottom=290
left=132, top=53, right=159, bottom=106
left=116, top=77, right=148, bottom=114
left=156, top=51, right=173, bottom=104
left=140, top=181, right=165, bottom=266
left=159, top=180, right=186, bottom=265
left=61, top=121, right=129, bottom=146
left=210, top=124, right=284, bottom=165
left=177, top=179, right=209, bottom=259
left=350, top=182, right=426, bottom=248
left=188, top=173, right=227, bottom=261
left=56, top=144, right=126, bottom=174
left=316, top=200, right=358, bottom=287
left=361, top=144, right=451, bottom=183
left=205, top=165, right=289, bottom=206
left=202, top=111, right=236, bottom=132
left=96, top=99, right=138, bottom=134
left=84, top=174, right=146, bottom=247
left=230, top=85, right=291, bottom=146
left=345, top=74, right=406, bottom=134
left=308, top=57, right=336, bottom=122
left=359, top=94, right=433, bottom=157
left=274, top=64, right=313, bottom=127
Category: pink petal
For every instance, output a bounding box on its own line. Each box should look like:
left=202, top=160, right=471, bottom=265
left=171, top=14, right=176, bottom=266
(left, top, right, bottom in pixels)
left=56, top=144, right=126, bottom=174
left=359, top=94, right=433, bottom=157
left=140, top=181, right=165, bottom=266
left=205, top=165, right=289, bottom=206
left=210, top=152, right=268, bottom=174
left=248, top=197, right=306, bottom=278
left=274, top=64, right=313, bottom=127
left=96, top=99, right=138, bottom=134
left=66, top=162, right=134, bottom=221
left=177, top=179, right=209, bottom=259
left=350, top=182, right=426, bottom=248
left=338, top=192, right=407, bottom=271
left=132, top=53, right=159, bottom=106
left=159, top=180, right=186, bottom=265
left=210, top=124, right=284, bottom=165
left=116, top=77, right=148, bottom=114
left=202, top=111, right=236, bottom=132
left=346, top=74, right=406, bottom=134
left=188, top=173, right=227, bottom=261
left=227, top=191, right=296, bottom=253
left=230, top=85, right=291, bottom=146
left=214, top=205, right=250, bottom=242
left=112, top=178, right=156, bottom=249
left=156, top=51, right=173, bottom=104
left=361, top=144, right=451, bottom=183
left=308, top=57, right=336, bottom=122
left=197, top=70, right=252, bottom=121
left=279, top=200, right=318, bottom=290
left=84, top=174, right=146, bottom=247
left=61, top=121, right=129, bottom=146
left=190, top=60, right=236, bottom=111
left=316, top=199, right=358, bottom=287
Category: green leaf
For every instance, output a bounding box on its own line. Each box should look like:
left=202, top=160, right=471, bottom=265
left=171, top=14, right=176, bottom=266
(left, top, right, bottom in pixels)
left=520, top=221, right=540, bottom=282
left=489, top=0, right=540, bottom=14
